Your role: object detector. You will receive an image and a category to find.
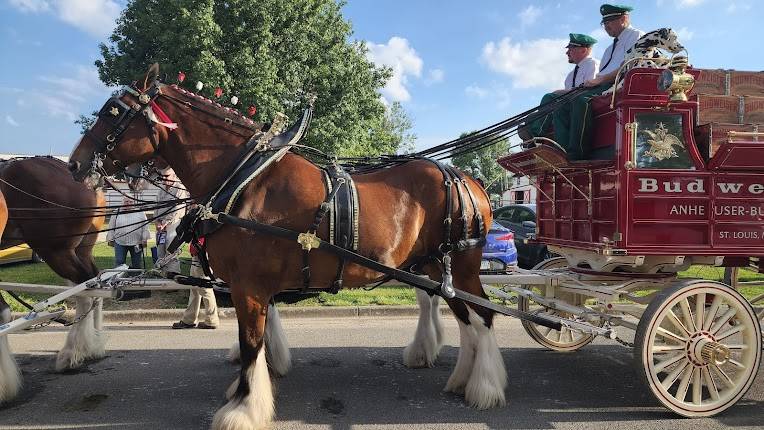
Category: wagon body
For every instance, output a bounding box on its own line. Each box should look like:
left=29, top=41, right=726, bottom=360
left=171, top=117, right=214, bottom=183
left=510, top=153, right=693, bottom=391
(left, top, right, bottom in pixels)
left=500, top=67, right=764, bottom=262
left=493, top=66, right=764, bottom=418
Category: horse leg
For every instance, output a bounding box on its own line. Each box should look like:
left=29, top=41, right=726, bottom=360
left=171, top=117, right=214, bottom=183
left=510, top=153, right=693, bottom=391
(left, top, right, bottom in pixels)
left=431, top=294, right=443, bottom=346
left=444, top=255, right=507, bottom=409
left=213, top=289, right=274, bottom=430
left=56, top=293, right=105, bottom=371
left=228, top=303, right=291, bottom=377
left=403, top=288, right=443, bottom=368
left=444, top=302, right=477, bottom=395
left=39, top=250, right=105, bottom=371
left=0, top=294, right=21, bottom=402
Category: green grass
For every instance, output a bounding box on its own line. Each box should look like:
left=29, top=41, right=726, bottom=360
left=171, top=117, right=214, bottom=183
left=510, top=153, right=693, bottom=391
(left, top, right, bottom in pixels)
left=0, top=241, right=194, bottom=311
left=2, top=243, right=763, bottom=312
left=283, top=286, right=418, bottom=307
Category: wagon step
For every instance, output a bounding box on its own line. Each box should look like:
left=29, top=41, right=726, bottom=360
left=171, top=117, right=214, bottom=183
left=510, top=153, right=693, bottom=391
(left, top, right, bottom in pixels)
left=484, top=285, right=617, bottom=340
left=0, top=309, right=66, bottom=336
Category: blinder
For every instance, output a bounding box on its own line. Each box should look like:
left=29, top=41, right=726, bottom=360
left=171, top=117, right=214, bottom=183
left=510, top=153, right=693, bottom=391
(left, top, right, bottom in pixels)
left=86, top=81, right=164, bottom=168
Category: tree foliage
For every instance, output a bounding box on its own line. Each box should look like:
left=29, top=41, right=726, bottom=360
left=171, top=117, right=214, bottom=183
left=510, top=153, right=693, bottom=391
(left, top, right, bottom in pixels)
left=450, top=133, right=510, bottom=202
left=94, top=0, right=412, bottom=156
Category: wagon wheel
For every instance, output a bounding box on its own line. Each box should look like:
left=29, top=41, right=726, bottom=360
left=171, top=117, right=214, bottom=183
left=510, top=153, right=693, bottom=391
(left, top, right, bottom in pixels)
left=635, top=280, right=761, bottom=417
left=518, top=256, right=596, bottom=351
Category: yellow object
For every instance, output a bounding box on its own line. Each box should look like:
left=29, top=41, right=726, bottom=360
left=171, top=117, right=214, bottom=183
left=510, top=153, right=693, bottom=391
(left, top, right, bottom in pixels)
left=0, top=243, right=36, bottom=265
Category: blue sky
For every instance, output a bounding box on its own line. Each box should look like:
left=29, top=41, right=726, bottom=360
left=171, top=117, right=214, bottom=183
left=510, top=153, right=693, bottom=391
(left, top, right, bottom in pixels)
left=0, top=0, right=760, bottom=156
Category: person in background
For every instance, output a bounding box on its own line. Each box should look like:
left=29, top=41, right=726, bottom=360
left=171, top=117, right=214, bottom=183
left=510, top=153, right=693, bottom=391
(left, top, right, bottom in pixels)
left=107, top=195, right=151, bottom=299
left=172, top=238, right=220, bottom=329
left=154, top=168, right=189, bottom=276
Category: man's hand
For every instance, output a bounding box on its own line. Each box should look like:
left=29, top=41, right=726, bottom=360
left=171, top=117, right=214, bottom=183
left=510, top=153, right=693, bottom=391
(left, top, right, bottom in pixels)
left=584, top=76, right=604, bottom=87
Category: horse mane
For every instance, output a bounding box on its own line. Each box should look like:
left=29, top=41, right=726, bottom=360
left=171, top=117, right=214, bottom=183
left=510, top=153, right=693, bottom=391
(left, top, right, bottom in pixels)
left=0, top=155, right=67, bottom=171
left=168, top=84, right=264, bottom=130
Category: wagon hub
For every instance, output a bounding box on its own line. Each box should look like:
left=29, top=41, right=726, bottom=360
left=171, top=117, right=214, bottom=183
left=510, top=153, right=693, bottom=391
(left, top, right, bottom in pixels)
left=689, top=335, right=731, bottom=366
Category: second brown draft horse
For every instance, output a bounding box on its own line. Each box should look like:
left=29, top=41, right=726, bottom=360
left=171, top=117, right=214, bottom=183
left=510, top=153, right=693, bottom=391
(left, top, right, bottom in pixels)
left=68, top=65, right=506, bottom=430
left=0, top=156, right=107, bottom=389
left=0, top=189, right=20, bottom=403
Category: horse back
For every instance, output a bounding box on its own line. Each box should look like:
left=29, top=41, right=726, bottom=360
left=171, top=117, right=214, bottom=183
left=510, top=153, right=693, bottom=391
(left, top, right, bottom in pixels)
left=0, top=157, right=100, bottom=248
left=241, top=155, right=490, bottom=262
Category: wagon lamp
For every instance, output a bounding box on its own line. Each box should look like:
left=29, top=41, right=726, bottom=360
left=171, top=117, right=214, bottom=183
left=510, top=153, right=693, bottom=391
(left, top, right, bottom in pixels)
left=657, top=55, right=694, bottom=102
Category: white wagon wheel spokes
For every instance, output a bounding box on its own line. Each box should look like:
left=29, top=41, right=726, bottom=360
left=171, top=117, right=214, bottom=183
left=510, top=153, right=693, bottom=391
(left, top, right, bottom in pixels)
left=636, top=281, right=762, bottom=417
left=518, top=257, right=597, bottom=352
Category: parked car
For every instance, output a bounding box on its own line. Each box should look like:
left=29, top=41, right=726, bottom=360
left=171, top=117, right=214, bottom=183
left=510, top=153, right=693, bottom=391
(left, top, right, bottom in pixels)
left=493, top=203, right=555, bottom=269
left=0, top=243, right=41, bottom=265
left=480, top=224, right=518, bottom=272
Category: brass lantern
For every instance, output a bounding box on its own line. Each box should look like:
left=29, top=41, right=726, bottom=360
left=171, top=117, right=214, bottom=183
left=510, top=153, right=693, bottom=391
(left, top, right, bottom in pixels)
left=657, top=55, right=695, bottom=102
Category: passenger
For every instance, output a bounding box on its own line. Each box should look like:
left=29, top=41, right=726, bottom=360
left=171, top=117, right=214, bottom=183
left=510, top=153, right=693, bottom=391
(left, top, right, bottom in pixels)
left=551, top=4, right=644, bottom=160
left=525, top=33, right=599, bottom=140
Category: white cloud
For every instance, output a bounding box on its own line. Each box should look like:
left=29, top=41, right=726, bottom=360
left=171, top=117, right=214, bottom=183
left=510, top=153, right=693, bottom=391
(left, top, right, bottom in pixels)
left=8, top=0, right=50, bottom=13
left=481, top=37, right=568, bottom=90
left=519, top=5, right=541, bottom=27
left=726, top=2, right=751, bottom=13
left=465, top=84, right=489, bottom=99
left=675, top=27, right=695, bottom=41
left=57, top=0, right=121, bottom=38
left=424, top=69, right=445, bottom=86
left=8, top=0, right=120, bottom=38
left=678, top=0, right=705, bottom=6
left=5, top=115, right=20, bottom=127
left=17, top=65, right=112, bottom=121
left=465, top=83, right=512, bottom=109
left=367, top=37, right=423, bottom=102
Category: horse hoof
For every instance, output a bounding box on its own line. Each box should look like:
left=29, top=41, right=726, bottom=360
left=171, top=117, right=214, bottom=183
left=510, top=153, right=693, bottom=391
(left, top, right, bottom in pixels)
left=465, top=378, right=507, bottom=410
left=403, top=342, right=437, bottom=368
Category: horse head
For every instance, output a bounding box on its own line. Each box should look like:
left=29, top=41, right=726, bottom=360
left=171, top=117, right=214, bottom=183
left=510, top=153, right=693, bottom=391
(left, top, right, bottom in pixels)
left=125, top=156, right=171, bottom=191
left=69, top=64, right=171, bottom=188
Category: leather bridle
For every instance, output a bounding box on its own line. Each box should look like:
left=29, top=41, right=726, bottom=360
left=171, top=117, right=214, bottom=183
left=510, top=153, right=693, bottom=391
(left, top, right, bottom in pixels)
left=85, top=81, right=164, bottom=174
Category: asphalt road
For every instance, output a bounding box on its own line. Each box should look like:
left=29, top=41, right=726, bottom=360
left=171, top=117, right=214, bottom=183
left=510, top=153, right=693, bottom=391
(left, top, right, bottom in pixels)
left=1, top=316, right=762, bottom=430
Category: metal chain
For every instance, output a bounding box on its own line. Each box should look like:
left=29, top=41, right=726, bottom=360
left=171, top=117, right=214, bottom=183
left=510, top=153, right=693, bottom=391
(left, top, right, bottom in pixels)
left=614, top=336, right=635, bottom=348
left=27, top=298, right=100, bottom=330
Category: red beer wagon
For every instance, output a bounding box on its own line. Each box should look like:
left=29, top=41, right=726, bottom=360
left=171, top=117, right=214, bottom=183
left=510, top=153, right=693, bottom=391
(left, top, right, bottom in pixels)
left=489, top=61, right=764, bottom=417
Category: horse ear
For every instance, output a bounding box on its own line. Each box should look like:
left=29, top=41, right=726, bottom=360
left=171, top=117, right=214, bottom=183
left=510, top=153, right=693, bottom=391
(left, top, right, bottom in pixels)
left=141, top=63, right=160, bottom=91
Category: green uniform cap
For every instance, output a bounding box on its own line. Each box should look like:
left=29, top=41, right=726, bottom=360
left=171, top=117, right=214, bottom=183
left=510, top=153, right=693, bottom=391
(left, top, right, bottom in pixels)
left=566, top=33, right=597, bottom=48
left=600, top=4, right=633, bottom=23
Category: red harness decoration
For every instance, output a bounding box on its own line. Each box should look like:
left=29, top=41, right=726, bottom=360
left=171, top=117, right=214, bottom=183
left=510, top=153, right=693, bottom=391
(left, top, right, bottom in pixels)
left=150, top=101, right=178, bottom=130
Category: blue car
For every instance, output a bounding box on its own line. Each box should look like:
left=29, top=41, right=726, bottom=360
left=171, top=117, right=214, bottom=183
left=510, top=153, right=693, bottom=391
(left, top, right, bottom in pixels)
left=481, top=224, right=518, bottom=272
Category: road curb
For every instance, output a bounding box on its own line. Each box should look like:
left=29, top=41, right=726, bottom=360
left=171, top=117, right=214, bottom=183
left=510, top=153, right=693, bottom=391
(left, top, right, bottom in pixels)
left=13, top=305, right=455, bottom=323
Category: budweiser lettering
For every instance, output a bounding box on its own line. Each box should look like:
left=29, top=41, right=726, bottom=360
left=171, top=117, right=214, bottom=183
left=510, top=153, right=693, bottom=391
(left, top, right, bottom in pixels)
left=637, top=177, right=764, bottom=194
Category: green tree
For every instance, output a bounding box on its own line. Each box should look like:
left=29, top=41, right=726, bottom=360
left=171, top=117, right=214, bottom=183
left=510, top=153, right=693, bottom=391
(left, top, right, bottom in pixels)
left=450, top=133, right=510, bottom=203
left=93, top=0, right=412, bottom=156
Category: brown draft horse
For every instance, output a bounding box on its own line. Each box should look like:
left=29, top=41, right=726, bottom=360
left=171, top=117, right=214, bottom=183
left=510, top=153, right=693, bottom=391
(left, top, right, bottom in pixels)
left=68, top=65, right=506, bottom=430
left=0, top=157, right=107, bottom=395
left=0, top=189, right=21, bottom=403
